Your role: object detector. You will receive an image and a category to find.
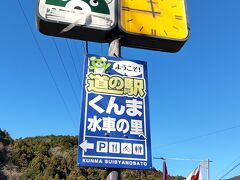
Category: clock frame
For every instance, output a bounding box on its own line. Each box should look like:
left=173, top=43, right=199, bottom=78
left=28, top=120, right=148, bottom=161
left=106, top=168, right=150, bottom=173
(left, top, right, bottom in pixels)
left=118, top=0, right=190, bottom=52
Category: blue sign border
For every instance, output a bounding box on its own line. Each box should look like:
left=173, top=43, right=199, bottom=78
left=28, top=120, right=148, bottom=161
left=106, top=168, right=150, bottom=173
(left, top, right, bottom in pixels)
left=77, top=54, right=152, bottom=170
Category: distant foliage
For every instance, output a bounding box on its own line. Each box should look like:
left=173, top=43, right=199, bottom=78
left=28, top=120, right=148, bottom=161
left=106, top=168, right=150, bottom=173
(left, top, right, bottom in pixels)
left=0, top=129, right=13, bottom=167
left=11, top=135, right=79, bottom=179
left=0, top=129, right=14, bottom=179
left=230, top=176, right=240, bottom=180
left=0, top=129, right=13, bottom=146
left=0, top=131, right=184, bottom=180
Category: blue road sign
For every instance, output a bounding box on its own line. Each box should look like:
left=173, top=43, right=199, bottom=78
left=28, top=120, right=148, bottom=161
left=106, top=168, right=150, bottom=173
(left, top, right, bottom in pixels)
left=77, top=54, right=152, bottom=170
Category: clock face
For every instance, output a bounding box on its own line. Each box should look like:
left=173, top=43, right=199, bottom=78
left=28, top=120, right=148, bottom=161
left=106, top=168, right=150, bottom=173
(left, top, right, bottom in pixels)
left=38, top=0, right=116, bottom=30
left=119, top=0, right=189, bottom=40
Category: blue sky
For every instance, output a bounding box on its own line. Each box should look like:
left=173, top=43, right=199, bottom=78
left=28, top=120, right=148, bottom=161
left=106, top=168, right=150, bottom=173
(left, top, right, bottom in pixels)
left=1, top=0, right=240, bottom=179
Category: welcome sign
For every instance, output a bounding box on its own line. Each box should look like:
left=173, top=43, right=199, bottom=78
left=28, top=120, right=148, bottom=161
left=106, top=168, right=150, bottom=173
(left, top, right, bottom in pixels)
left=78, top=54, right=152, bottom=170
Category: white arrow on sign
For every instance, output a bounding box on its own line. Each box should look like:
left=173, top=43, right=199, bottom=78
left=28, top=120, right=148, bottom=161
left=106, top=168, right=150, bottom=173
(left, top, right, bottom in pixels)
left=79, top=140, right=94, bottom=152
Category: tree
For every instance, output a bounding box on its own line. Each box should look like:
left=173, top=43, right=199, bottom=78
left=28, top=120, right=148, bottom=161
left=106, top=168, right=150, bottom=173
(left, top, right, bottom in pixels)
left=1, top=133, right=185, bottom=180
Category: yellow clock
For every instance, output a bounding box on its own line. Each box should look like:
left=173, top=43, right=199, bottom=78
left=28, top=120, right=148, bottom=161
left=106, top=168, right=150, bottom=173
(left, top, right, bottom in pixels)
left=119, top=0, right=189, bottom=52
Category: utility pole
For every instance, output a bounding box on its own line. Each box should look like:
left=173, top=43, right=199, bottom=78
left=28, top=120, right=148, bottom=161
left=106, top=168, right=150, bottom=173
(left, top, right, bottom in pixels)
left=207, top=159, right=210, bottom=180
left=154, top=157, right=212, bottom=180
left=201, top=158, right=211, bottom=180
left=106, top=38, right=121, bottom=180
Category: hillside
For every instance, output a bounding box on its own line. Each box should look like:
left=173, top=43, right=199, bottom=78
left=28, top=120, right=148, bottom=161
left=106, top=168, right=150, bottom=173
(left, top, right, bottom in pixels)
left=0, top=129, right=184, bottom=180
left=230, top=176, right=240, bottom=180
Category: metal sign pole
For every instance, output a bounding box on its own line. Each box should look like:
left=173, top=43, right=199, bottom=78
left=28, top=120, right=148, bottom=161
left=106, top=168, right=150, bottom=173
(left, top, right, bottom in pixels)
left=106, top=168, right=120, bottom=180
left=207, top=159, right=210, bottom=180
left=106, top=38, right=121, bottom=180
left=108, top=38, right=121, bottom=57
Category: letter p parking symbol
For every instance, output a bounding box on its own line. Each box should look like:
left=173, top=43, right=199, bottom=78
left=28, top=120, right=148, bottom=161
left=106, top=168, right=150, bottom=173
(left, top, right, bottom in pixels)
left=97, top=141, right=108, bottom=153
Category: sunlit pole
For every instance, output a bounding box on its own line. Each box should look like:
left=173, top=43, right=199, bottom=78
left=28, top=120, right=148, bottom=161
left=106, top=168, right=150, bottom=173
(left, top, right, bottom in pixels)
left=207, top=159, right=210, bottom=180
left=154, top=157, right=212, bottom=180
left=106, top=38, right=121, bottom=180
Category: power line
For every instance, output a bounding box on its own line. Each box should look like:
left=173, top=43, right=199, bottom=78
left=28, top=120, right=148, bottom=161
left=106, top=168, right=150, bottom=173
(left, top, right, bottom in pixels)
left=86, top=41, right=89, bottom=54
left=73, top=41, right=85, bottom=77
left=158, top=124, right=240, bottom=148
left=154, top=157, right=208, bottom=162
left=215, top=155, right=240, bottom=178
left=66, top=39, right=82, bottom=85
left=219, top=162, right=240, bottom=180
left=101, top=43, right=104, bottom=56
left=17, top=0, right=78, bottom=130
left=52, top=38, right=80, bottom=107
left=81, top=41, right=86, bottom=54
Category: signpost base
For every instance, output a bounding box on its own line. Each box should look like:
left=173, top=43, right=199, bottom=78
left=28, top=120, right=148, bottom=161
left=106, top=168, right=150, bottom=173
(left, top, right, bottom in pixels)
left=106, top=168, right=121, bottom=180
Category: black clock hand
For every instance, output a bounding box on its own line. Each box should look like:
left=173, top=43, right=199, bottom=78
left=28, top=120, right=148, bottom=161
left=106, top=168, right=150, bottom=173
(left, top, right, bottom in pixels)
left=148, top=0, right=156, bottom=18
left=122, top=7, right=160, bottom=15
